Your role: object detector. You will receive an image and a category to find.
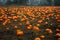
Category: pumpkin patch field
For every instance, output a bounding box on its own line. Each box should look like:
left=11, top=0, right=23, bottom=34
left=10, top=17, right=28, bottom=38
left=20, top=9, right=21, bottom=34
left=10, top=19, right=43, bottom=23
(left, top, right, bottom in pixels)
left=0, top=6, right=60, bottom=40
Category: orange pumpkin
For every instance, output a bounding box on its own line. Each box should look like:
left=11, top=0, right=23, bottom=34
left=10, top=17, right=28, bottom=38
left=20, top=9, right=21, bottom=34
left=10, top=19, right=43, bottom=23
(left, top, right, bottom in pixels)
left=46, top=28, right=53, bottom=34
left=13, top=16, right=17, bottom=19
left=38, top=20, right=43, bottom=23
left=56, top=33, right=60, bottom=37
left=21, top=18, right=25, bottom=22
left=16, top=30, right=24, bottom=36
left=58, top=38, right=60, bottom=40
left=34, top=37, right=41, bottom=40
left=57, top=20, right=60, bottom=22
left=36, top=24, right=40, bottom=27
left=6, top=27, right=10, bottom=30
left=14, top=26, right=18, bottom=29
left=25, top=21, right=30, bottom=25
left=27, top=25, right=32, bottom=30
left=2, top=23, right=6, bottom=26
left=46, top=17, right=49, bottom=20
left=19, top=23, right=22, bottom=26
left=55, top=15, right=60, bottom=20
left=31, top=18, right=35, bottom=21
left=40, top=35, right=45, bottom=39
left=33, top=26, right=40, bottom=31
left=56, top=28, right=60, bottom=32
left=45, top=22, right=48, bottom=24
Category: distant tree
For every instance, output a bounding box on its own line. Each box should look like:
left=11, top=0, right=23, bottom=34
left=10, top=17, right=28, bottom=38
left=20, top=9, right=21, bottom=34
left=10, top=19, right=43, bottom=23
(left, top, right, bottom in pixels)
left=6, top=0, right=11, bottom=5
left=17, top=0, right=28, bottom=5
left=54, top=0, right=60, bottom=6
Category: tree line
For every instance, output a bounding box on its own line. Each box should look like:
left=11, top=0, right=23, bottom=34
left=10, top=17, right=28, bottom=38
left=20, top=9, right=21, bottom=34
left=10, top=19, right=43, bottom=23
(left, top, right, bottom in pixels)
left=0, top=0, right=60, bottom=6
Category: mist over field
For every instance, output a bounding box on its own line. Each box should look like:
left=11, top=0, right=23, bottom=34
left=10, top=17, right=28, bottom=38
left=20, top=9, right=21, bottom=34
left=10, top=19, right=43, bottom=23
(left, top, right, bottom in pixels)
left=0, top=0, right=60, bottom=6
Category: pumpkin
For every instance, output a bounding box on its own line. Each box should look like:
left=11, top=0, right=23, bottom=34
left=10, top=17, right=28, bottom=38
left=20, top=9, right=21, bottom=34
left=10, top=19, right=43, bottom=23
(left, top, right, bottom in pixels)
left=40, top=35, right=45, bottom=39
left=31, top=18, right=35, bottom=21
left=58, top=38, right=60, bottom=40
left=33, top=26, right=40, bottom=31
left=56, top=33, right=60, bottom=37
left=27, top=25, right=32, bottom=30
left=16, top=30, right=24, bottom=36
left=25, top=21, right=30, bottom=25
left=14, top=26, right=18, bottom=29
left=56, top=28, right=60, bottom=32
left=46, top=28, right=53, bottom=34
left=2, top=23, right=6, bottom=26
left=6, top=27, right=10, bottom=30
left=38, top=20, right=43, bottom=23
left=36, top=24, right=40, bottom=27
left=34, top=37, right=41, bottom=40
left=57, top=20, right=60, bottom=22
left=46, top=17, right=49, bottom=20
left=13, top=16, right=17, bottom=19
left=45, top=22, right=48, bottom=24
left=21, top=18, right=25, bottom=22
